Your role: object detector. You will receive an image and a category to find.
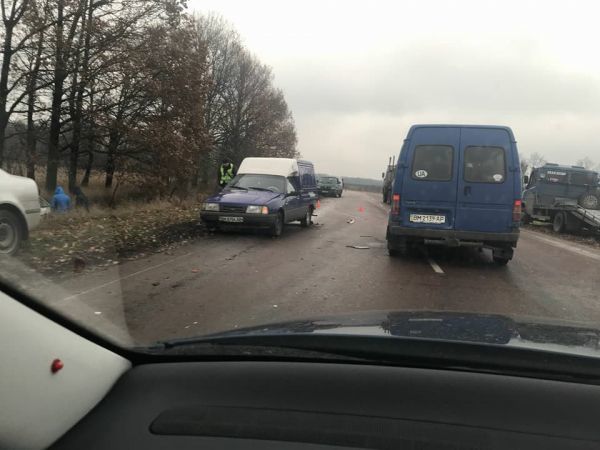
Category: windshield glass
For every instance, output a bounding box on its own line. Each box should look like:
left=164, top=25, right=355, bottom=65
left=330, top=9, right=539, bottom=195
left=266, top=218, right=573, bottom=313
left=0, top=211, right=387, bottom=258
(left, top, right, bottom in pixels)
left=229, top=174, right=286, bottom=193
left=320, top=177, right=339, bottom=184
left=1, top=0, right=600, bottom=365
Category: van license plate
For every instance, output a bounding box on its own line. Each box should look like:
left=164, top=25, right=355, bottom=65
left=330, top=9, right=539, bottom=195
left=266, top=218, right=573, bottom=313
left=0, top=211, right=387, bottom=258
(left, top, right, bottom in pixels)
left=219, top=216, right=243, bottom=223
left=410, top=214, right=445, bottom=224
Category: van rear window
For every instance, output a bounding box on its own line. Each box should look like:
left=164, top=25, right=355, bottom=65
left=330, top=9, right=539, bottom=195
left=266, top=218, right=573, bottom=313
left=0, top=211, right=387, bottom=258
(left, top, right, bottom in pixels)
left=464, top=146, right=506, bottom=183
left=411, top=145, right=454, bottom=181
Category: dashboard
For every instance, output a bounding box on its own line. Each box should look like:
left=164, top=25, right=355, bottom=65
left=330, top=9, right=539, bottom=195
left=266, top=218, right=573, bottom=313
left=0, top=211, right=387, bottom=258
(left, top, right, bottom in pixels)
left=51, top=360, right=600, bottom=450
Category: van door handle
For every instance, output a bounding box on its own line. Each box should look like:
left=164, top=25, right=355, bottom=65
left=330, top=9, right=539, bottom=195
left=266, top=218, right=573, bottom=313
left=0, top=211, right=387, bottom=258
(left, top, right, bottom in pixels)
left=464, top=186, right=471, bottom=196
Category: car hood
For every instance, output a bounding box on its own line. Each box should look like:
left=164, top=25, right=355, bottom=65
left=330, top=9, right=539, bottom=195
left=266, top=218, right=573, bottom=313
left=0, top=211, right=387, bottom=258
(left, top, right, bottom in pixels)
left=206, top=310, right=600, bottom=354
left=208, top=189, right=283, bottom=204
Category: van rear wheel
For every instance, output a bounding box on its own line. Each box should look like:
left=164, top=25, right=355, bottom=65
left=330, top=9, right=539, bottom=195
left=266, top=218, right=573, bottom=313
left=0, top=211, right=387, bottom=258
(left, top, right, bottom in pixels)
left=493, top=256, right=509, bottom=266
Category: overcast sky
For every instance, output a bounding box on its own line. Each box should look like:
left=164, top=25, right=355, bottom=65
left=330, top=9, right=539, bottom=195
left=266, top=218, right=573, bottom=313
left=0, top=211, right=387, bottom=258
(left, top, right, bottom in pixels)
left=190, top=0, right=600, bottom=178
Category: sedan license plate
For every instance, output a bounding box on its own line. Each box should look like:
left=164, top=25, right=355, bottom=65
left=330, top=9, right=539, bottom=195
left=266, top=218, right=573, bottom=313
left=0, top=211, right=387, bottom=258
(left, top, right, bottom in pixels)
left=219, top=216, right=243, bottom=223
left=409, top=214, right=445, bottom=224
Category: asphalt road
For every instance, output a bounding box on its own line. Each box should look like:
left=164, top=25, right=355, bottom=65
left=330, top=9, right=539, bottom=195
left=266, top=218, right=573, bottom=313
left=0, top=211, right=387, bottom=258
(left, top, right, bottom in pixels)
left=44, top=190, right=600, bottom=345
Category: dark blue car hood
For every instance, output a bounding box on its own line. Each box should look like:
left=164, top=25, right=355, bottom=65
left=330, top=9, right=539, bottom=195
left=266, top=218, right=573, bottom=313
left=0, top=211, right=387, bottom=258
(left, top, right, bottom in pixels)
left=208, top=189, right=283, bottom=204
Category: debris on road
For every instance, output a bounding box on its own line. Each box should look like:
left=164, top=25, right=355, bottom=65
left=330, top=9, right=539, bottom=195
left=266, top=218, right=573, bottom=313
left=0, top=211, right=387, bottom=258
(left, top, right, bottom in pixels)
left=347, top=245, right=370, bottom=249
left=152, top=282, right=160, bottom=286
left=360, top=235, right=373, bottom=238
left=347, top=218, right=356, bottom=224
left=191, top=268, right=200, bottom=273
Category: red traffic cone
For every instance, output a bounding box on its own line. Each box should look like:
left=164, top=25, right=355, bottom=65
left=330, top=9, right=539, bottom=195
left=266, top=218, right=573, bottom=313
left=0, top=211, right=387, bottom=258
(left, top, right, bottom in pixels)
left=317, top=199, right=321, bottom=209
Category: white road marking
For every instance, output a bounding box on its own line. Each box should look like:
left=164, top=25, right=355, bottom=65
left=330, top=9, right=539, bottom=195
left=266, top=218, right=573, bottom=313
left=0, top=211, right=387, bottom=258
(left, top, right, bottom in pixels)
left=62, top=251, right=194, bottom=301
left=523, top=230, right=600, bottom=262
left=427, top=258, right=445, bottom=274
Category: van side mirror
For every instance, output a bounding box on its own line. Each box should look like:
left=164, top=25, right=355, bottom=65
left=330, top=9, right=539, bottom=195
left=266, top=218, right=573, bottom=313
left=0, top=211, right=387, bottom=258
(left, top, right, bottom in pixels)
left=523, top=175, right=529, bottom=185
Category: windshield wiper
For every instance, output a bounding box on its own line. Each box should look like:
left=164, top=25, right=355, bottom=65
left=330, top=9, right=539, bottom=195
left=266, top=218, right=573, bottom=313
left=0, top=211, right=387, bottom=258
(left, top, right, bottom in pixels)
left=147, top=333, right=600, bottom=383
left=229, top=186, right=248, bottom=191
left=247, top=186, right=275, bottom=192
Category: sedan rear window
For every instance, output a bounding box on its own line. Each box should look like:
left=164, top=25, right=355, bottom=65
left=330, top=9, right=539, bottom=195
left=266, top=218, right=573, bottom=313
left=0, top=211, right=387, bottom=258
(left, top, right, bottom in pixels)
left=464, top=146, right=506, bottom=183
left=411, top=145, right=454, bottom=181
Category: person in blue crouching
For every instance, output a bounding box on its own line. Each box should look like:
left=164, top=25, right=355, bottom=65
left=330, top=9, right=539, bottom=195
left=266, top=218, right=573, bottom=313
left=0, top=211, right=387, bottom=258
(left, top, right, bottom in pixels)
left=51, top=186, right=71, bottom=213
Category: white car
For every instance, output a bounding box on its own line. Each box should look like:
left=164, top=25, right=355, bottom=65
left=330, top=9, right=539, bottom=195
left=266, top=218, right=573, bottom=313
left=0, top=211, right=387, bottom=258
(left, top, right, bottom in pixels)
left=0, top=169, right=41, bottom=255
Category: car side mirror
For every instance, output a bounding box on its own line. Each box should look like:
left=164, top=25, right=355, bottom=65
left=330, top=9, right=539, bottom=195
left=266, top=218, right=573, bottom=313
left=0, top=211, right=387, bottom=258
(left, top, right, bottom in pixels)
left=382, top=172, right=385, bottom=179
left=523, top=175, right=529, bottom=185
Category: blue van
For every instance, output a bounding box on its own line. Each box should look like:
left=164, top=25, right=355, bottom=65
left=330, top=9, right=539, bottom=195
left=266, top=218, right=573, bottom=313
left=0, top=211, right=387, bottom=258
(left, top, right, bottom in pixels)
left=200, top=158, right=318, bottom=236
left=386, top=125, right=522, bottom=265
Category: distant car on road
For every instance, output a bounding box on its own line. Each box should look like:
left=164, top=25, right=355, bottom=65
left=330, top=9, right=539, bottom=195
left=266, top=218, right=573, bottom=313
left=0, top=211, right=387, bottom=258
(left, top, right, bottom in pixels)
left=201, top=157, right=318, bottom=236
left=382, top=158, right=396, bottom=203
left=386, top=125, right=522, bottom=265
left=317, top=175, right=343, bottom=197
left=0, top=169, right=41, bottom=255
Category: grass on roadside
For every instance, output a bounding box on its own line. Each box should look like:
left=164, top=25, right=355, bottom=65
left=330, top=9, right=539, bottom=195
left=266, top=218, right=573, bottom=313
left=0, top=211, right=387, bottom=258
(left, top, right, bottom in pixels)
left=18, top=199, right=205, bottom=277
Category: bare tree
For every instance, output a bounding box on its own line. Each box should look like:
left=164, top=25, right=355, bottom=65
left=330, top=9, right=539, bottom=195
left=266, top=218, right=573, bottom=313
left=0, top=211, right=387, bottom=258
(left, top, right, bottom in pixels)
left=576, top=157, right=594, bottom=169
left=0, top=0, right=30, bottom=166
left=529, top=152, right=546, bottom=168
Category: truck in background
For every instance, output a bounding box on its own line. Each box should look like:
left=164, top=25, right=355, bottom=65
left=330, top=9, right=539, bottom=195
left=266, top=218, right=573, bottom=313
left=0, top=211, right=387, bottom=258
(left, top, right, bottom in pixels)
left=522, top=163, right=600, bottom=234
left=381, top=156, right=396, bottom=203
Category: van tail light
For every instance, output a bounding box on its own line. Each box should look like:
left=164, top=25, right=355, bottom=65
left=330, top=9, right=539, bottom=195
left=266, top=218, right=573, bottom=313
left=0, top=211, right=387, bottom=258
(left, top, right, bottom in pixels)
left=392, top=194, right=401, bottom=215
left=512, top=200, right=522, bottom=222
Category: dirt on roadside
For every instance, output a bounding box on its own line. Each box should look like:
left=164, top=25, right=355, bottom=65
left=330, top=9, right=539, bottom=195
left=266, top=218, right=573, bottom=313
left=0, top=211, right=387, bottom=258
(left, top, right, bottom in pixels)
left=17, top=203, right=206, bottom=278
left=523, top=223, right=600, bottom=250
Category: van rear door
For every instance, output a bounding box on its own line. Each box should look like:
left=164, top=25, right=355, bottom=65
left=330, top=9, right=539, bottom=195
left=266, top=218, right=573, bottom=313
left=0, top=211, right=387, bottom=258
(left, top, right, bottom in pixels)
left=455, top=127, right=514, bottom=233
left=400, top=127, right=459, bottom=230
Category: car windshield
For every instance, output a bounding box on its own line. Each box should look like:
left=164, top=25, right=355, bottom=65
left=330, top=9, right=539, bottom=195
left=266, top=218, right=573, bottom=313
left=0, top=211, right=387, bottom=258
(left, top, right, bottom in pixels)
left=229, top=174, right=286, bottom=193
left=1, top=0, right=600, bottom=369
left=321, top=177, right=339, bottom=184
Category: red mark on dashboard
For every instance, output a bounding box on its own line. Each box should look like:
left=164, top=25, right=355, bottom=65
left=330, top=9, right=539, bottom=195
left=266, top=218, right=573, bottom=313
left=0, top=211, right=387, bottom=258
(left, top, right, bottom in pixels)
left=51, top=359, right=64, bottom=374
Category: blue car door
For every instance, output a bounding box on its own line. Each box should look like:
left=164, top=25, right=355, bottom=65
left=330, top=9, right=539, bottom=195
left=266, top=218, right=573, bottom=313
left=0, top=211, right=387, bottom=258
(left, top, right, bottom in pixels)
left=284, top=177, right=302, bottom=220
left=455, top=127, right=514, bottom=233
left=400, top=127, right=460, bottom=230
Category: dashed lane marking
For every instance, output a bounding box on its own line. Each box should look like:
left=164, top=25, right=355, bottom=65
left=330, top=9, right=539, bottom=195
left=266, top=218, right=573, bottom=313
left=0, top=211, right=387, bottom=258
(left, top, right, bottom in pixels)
left=427, top=258, right=445, bottom=274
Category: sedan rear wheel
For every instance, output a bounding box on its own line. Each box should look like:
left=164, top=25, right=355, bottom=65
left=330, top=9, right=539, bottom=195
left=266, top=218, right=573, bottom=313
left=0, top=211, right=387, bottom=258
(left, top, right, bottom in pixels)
left=0, top=210, right=23, bottom=255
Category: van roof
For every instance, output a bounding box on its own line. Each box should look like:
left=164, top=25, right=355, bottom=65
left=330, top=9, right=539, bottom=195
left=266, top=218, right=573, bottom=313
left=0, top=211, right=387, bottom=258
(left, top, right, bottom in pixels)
left=238, top=157, right=299, bottom=177
left=407, top=124, right=516, bottom=141
left=539, top=163, right=598, bottom=174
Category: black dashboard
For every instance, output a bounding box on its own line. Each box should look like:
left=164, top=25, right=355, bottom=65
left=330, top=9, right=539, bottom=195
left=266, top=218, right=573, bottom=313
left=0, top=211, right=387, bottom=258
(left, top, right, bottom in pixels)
left=51, top=360, right=600, bottom=449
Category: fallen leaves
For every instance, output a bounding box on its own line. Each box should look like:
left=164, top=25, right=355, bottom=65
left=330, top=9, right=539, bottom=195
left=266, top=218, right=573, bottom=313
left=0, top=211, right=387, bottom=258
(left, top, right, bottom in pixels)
left=17, top=204, right=203, bottom=278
